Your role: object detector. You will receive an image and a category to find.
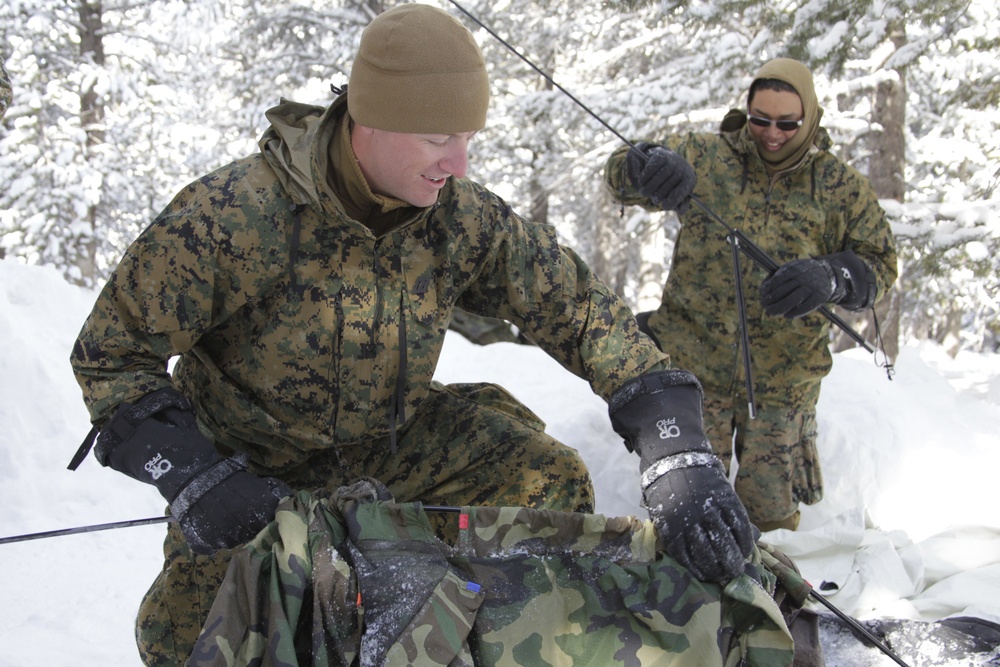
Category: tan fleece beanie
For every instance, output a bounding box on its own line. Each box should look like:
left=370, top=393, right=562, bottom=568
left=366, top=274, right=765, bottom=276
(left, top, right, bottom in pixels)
left=348, top=4, right=489, bottom=134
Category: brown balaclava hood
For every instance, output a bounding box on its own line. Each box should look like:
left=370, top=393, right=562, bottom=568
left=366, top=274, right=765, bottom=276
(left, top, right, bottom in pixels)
left=746, top=58, right=823, bottom=173
left=348, top=4, right=489, bottom=134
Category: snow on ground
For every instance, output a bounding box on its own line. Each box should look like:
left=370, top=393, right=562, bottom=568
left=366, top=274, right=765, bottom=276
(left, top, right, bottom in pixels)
left=1, top=259, right=998, bottom=665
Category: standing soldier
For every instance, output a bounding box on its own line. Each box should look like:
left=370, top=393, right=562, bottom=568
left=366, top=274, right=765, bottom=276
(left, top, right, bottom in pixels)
left=605, top=58, right=897, bottom=532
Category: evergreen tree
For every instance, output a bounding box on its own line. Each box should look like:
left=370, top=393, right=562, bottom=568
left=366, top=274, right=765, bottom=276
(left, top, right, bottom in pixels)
left=0, top=0, right=996, bottom=350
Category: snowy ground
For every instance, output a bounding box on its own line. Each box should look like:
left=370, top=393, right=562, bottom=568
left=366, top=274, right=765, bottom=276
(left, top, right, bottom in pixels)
left=1, top=259, right=998, bottom=665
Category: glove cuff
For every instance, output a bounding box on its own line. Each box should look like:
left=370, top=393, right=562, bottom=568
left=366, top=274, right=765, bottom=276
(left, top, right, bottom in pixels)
left=639, top=451, right=723, bottom=492
left=825, top=251, right=877, bottom=311
left=94, top=387, right=192, bottom=465
left=170, top=455, right=247, bottom=520
left=609, top=369, right=708, bottom=460
left=609, top=369, right=702, bottom=414
left=94, top=387, right=224, bottom=502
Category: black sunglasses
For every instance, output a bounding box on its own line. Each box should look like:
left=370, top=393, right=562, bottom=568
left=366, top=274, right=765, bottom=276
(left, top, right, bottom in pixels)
left=748, top=115, right=803, bottom=132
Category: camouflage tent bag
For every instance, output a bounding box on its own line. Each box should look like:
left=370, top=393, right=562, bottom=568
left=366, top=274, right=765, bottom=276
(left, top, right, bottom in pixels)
left=188, top=482, right=794, bottom=667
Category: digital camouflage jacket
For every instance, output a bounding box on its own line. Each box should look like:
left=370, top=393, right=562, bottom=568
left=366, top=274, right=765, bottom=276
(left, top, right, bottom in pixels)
left=188, top=483, right=796, bottom=667
left=605, top=126, right=897, bottom=404
left=71, top=94, right=668, bottom=470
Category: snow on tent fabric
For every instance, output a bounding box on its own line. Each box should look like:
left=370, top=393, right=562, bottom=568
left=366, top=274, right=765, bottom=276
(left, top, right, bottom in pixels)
left=187, top=481, right=796, bottom=667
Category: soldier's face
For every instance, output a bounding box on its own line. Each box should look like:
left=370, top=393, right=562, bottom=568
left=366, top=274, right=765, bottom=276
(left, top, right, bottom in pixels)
left=747, top=89, right=803, bottom=156
left=353, top=126, right=475, bottom=207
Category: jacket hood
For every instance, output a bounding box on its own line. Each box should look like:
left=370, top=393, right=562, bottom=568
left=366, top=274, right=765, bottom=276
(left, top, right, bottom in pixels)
left=719, top=59, right=832, bottom=174
left=257, top=94, right=425, bottom=233
left=258, top=97, right=343, bottom=210
left=750, top=58, right=823, bottom=171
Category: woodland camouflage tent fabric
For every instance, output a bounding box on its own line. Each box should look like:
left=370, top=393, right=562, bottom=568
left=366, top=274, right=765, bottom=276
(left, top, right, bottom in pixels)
left=188, top=482, right=796, bottom=667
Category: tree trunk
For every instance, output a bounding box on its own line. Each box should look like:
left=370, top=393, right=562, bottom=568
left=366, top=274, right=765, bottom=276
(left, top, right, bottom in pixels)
left=528, top=161, right=550, bottom=226
left=529, top=71, right=553, bottom=226
left=832, top=23, right=905, bottom=362
left=76, top=0, right=105, bottom=287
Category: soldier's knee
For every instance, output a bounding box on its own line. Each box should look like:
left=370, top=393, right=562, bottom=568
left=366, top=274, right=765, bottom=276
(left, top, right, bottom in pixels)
left=136, top=525, right=233, bottom=665
left=136, top=571, right=194, bottom=667
left=536, top=442, right=595, bottom=513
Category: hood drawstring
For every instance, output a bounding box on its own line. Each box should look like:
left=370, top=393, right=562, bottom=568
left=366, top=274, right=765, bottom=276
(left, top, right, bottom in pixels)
left=288, top=204, right=305, bottom=290
left=388, top=291, right=407, bottom=455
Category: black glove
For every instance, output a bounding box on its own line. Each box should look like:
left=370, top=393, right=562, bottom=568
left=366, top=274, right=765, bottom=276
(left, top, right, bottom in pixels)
left=624, top=142, right=697, bottom=214
left=760, top=250, right=877, bottom=318
left=609, top=370, right=753, bottom=583
left=94, top=387, right=292, bottom=555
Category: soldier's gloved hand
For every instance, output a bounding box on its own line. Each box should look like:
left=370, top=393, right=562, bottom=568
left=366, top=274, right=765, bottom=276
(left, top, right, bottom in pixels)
left=624, top=141, right=697, bottom=214
left=760, top=250, right=877, bottom=318
left=609, top=370, right=753, bottom=583
left=94, top=387, right=292, bottom=555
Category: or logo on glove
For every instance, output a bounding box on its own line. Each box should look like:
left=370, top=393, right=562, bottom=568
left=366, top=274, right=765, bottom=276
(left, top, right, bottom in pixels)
left=144, top=453, right=172, bottom=480
left=656, top=418, right=681, bottom=439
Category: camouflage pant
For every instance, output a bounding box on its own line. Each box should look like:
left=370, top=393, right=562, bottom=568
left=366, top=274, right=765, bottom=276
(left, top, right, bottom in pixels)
left=136, top=381, right=595, bottom=666
left=702, top=385, right=822, bottom=528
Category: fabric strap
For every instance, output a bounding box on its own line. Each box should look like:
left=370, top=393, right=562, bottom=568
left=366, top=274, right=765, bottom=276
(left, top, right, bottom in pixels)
left=640, top=451, right=722, bottom=492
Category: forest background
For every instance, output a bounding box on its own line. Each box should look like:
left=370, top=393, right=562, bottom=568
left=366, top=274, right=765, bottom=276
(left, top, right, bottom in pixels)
left=1, top=0, right=998, bottom=356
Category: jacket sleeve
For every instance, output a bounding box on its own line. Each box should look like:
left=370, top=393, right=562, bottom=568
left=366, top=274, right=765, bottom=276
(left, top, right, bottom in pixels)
left=831, top=164, right=899, bottom=303
left=70, top=162, right=285, bottom=424
left=455, top=191, right=670, bottom=401
left=604, top=144, right=657, bottom=210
